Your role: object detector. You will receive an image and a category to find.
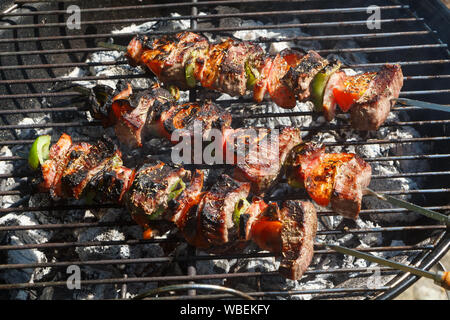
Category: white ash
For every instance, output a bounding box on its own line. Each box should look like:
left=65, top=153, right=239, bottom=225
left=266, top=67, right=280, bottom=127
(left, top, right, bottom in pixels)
left=0, top=212, right=52, bottom=300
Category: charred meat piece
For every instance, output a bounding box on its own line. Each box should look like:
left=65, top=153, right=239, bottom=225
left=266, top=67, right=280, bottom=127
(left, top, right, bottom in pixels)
left=278, top=200, right=317, bottom=280
left=159, top=100, right=232, bottom=144
left=282, top=50, right=329, bottom=101
left=40, top=133, right=72, bottom=193
left=85, top=157, right=135, bottom=204
left=287, top=143, right=372, bottom=219
left=350, top=64, right=403, bottom=130
left=60, top=137, right=120, bottom=199
left=138, top=34, right=178, bottom=78
left=114, top=87, right=174, bottom=148
left=199, top=174, right=251, bottom=246
left=253, top=56, right=274, bottom=103
left=267, top=49, right=304, bottom=108
left=231, top=126, right=302, bottom=194
left=216, top=41, right=265, bottom=96
left=159, top=32, right=209, bottom=89
left=126, top=34, right=146, bottom=67
left=200, top=39, right=234, bottom=89
left=126, top=160, right=189, bottom=227
left=330, top=155, right=372, bottom=219
left=181, top=196, right=210, bottom=249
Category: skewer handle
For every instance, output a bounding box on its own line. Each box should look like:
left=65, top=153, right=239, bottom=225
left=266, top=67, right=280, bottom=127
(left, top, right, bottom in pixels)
left=435, top=271, right=450, bottom=290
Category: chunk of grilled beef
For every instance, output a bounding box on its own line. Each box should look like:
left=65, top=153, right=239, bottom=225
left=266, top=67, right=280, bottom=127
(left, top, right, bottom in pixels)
left=282, top=50, right=329, bottom=101
left=287, top=143, right=372, bottom=219
left=125, top=160, right=189, bottom=227
left=181, top=198, right=210, bottom=249
left=60, top=137, right=120, bottom=199
left=278, top=200, right=317, bottom=280
left=114, top=87, right=174, bottom=148
left=330, top=155, right=372, bottom=219
left=159, top=32, right=209, bottom=89
left=159, top=100, right=232, bottom=146
left=253, top=56, right=274, bottom=103
left=267, top=49, right=304, bottom=108
left=350, top=64, right=403, bottom=130
left=216, top=41, right=265, bottom=96
left=199, top=174, right=251, bottom=246
left=200, top=39, right=234, bottom=89
left=138, top=34, right=178, bottom=78
left=232, top=126, right=302, bottom=194
left=126, top=34, right=146, bottom=67
left=85, top=157, right=135, bottom=204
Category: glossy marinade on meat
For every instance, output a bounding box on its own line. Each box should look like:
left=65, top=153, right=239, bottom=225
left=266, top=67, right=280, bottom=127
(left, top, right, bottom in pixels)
left=230, top=126, right=302, bottom=194
left=125, top=160, right=189, bottom=226
left=286, top=142, right=372, bottom=219
left=125, top=32, right=404, bottom=130
left=199, top=174, right=251, bottom=246
left=60, top=137, right=121, bottom=199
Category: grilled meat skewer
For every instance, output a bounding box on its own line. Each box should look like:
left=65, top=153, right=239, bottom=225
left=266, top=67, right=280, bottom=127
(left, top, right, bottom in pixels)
left=34, top=133, right=317, bottom=280
left=88, top=83, right=373, bottom=218
left=121, top=31, right=404, bottom=130
left=286, top=142, right=372, bottom=219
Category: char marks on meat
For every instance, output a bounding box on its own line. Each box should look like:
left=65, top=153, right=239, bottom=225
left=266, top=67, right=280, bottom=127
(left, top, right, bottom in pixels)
left=282, top=50, right=329, bottom=101
left=232, top=126, right=302, bottom=194
left=216, top=41, right=264, bottom=96
left=350, top=64, right=404, bottom=130
left=330, top=155, right=372, bottom=219
left=199, top=174, right=251, bottom=246
left=126, top=160, right=188, bottom=226
left=60, top=137, right=120, bottom=199
left=278, top=200, right=317, bottom=280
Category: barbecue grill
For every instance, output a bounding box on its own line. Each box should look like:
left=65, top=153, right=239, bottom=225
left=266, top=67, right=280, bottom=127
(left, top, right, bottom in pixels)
left=0, top=0, right=449, bottom=300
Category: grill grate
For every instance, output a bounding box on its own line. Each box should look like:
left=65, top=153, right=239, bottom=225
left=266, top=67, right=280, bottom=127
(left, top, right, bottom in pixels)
left=0, top=0, right=449, bottom=300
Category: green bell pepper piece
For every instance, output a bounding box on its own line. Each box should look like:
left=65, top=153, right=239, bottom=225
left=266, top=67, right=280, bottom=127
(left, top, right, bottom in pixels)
left=310, top=61, right=342, bottom=112
left=28, top=135, right=51, bottom=170
left=148, top=179, right=186, bottom=220
left=233, top=198, right=250, bottom=227
left=245, top=60, right=260, bottom=89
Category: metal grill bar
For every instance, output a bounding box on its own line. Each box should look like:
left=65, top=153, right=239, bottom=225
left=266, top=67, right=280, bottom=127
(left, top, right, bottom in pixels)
left=1, top=37, right=437, bottom=57
left=3, top=72, right=450, bottom=85
left=0, top=30, right=433, bottom=44
left=2, top=57, right=449, bottom=72
left=0, top=6, right=410, bottom=30
left=1, top=135, right=449, bottom=147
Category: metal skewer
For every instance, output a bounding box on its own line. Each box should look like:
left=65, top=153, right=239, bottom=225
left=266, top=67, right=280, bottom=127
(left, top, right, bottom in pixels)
left=395, top=97, right=450, bottom=113
left=325, top=243, right=450, bottom=290
left=365, top=188, right=450, bottom=225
